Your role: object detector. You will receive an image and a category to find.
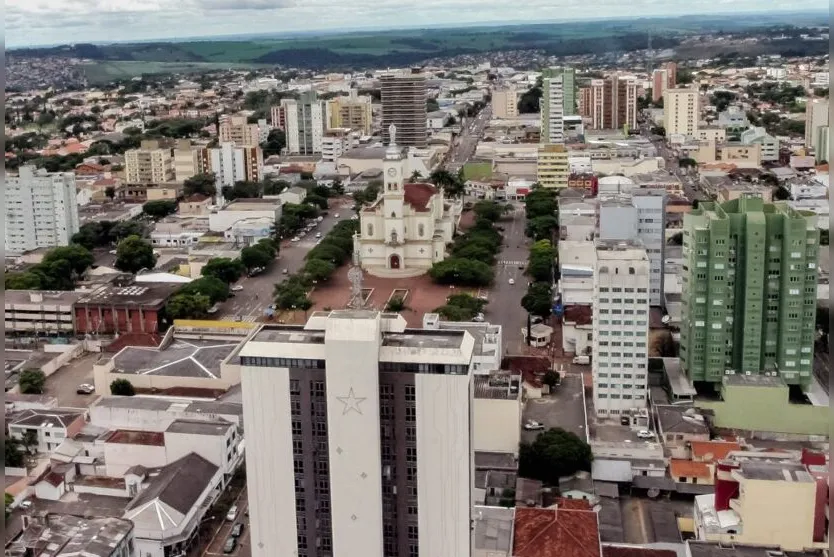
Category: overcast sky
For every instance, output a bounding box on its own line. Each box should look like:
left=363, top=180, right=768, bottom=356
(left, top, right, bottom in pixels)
left=6, top=0, right=828, bottom=48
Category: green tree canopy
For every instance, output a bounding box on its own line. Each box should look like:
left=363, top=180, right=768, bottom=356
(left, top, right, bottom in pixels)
left=179, top=276, right=230, bottom=304
left=303, top=193, right=329, bottom=210
left=142, top=199, right=178, bottom=220
left=221, top=180, right=261, bottom=201
left=519, top=427, right=593, bottom=485
left=110, top=378, right=136, bottom=396
left=5, top=437, right=25, bottom=468
left=522, top=282, right=554, bottom=317
left=183, top=173, right=217, bottom=197
left=273, top=275, right=313, bottom=310
left=115, top=235, right=156, bottom=274
left=19, top=369, right=46, bottom=394
left=41, top=244, right=95, bottom=277
left=429, top=258, right=494, bottom=287
left=303, top=258, right=337, bottom=282
left=166, top=293, right=211, bottom=319
left=262, top=129, right=287, bottom=157
left=525, top=215, right=559, bottom=241
left=201, top=257, right=245, bottom=284
left=240, top=244, right=273, bottom=272
left=528, top=240, right=556, bottom=282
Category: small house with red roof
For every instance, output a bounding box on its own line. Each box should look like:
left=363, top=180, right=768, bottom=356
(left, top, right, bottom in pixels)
left=354, top=125, right=462, bottom=277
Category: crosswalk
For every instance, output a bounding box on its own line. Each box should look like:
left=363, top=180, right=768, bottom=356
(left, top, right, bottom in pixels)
left=498, top=260, right=526, bottom=266
left=219, top=314, right=259, bottom=323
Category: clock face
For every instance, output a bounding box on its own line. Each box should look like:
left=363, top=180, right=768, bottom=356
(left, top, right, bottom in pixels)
left=387, top=167, right=398, bottom=177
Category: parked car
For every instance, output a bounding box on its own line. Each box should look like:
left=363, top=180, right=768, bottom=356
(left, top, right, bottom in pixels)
left=291, top=237, right=300, bottom=242
left=637, top=430, right=656, bottom=439
left=315, top=232, right=322, bottom=238
left=231, top=285, right=244, bottom=291
left=223, top=536, right=237, bottom=554
left=572, top=355, right=590, bottom=365
left=523, top=420, right=545, bottom=431
left=76, top=384, right=95, bottom=395
left=207, top=304, right=220, bottom=314
left=316, top=216, right=324, bottom=222
left=248, top=267, right=264, bottom=277
left=282, top=268, right=289, bottom=275
left=472, top=313, right=485, bottom=322
left=231, top=522, right=245, bottom=537
left=226, top=505, right=238, bottom=521
left=334, top=213, right=340, bottom=218
left=508, top=278, right=515, bottom=285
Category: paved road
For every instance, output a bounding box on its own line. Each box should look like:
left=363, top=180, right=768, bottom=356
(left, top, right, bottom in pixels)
left=216, top=204, right=355, bottom=320
left=446, top=106, right=491, bottom=174
left=42, top=352, right=100, bottom=408
left=481, top=201, right=531, bottom=354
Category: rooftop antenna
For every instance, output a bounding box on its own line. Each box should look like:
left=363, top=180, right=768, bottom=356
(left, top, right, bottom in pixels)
left=346, top=266, right=365, bottom=309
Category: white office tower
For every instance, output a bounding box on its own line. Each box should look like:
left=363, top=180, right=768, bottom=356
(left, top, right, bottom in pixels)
left=542, top=74, right=565, bottom=144
left=592, top=241, right=651, bottom=417
left=6, top=165, right=80, bottom=254
left=239, top=310, right=473, bottom=557
left=282, top=90, right=326, bottom=155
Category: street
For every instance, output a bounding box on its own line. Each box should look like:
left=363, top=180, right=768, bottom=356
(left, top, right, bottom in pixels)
left=215, top=203, right=355, bottom=321
left=446, top=106, right=491, bottom=174
left=481, top=201, right=530, bottom=354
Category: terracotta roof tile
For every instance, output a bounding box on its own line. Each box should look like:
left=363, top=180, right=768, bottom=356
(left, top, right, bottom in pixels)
left=513, top=506, right=601, bottom=557
left=403, top=182, right=438, bottom=212
left=690, top=441, right=741, bottom=463
left=603, top=546, right=678, bottom=557
left=669, top=459, right=711, bottom=479
left=563, top=305, right=592, bottom=325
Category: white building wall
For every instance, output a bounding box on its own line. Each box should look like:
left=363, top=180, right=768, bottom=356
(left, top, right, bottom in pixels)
left=241, top=363, right=297, bottom=557
left=209, top=143, right=247, bottom=189
left=283, top=99, right=301, bottom=154
left=103, top=443, right=168, bottom=477
left=163, top=431, right=232, bottom=473
left=543, top=76, right=565, bottom=144
left=208, top=208, right=281, bottom=233
left=473, top=397, right=520, bottom=454
left=415, top=372, right=472, bottom=557
left=324, top=316, right=384, bottom=557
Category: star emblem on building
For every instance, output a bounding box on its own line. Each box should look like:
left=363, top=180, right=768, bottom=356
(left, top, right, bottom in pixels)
left=337, top=388, right=366, bottom=415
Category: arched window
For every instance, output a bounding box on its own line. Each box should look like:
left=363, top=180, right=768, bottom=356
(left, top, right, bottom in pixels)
left=418, top=224, right=425, bottom=237
left=367, top=224, right=374, bottom=236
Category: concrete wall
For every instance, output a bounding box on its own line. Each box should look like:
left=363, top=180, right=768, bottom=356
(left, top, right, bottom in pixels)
left=93, top=360, right=233, bottom=395
left=104, top=442, right=168, bottom=477
left=697, top=382, right=828, bottom=438
left=473, top=398, right=520, bottom=455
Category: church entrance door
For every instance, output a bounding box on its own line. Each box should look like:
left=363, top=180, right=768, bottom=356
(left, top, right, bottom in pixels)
left=389, top=254, right=401, bottom=269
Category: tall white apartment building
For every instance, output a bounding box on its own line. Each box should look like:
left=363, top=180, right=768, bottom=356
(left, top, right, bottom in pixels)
left=491, top=86, right=519, bottom=119
left=663, top=88, right=699, bottom=138
left=805, top=98, right=829, bottom=155
left=208, top=143, right=264, bottom=194
left=6, top=166, right=80, bottom=254
left=282, top=90, right=326, bottom=155
left=592, top=241, right=651, bottom=417
left=541, top=75, right=565, bottom=144
left=239, top=310, right=473, bottom=557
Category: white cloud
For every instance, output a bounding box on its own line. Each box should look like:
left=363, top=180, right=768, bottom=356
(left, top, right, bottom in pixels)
left=5, top=0, right=829, bottom=47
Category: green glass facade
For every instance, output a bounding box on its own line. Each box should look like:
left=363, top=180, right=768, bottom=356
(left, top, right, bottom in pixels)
left=680, top=196, right=820, bottom=387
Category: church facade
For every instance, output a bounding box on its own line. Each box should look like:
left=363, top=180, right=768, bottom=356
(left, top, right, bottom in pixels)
left=353, top=126, right=461, bottom=277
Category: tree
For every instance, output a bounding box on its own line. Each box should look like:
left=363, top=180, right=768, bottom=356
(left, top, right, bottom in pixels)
left=667, top=232, right=683, bottom=245
left=109, top=220, right=148, bottom=243
left=430, top=169, right=465, bottom=198
left=525, top=215, right=559, bottom=241
left=5, top=437, right=25, bottom=468
left=202, top=258, right=245, bottom=284
left=517, top=85, right=542, bottom=114
left=262, top=129, right=286, bottom=157
left=104, top=186, right=116, bottom=200
left=166, top=292, right=211, bottom=319
left=18, top=369, right=46, bottom=394
left=304, top=258, right=337, bottom=281
left=41, top=244, right=95, bottom=277
left=5, top=492, right=14, bottom=521
left=21, top=429, right=39, bottom=456
left=528, top=240, right=557, bottom=283
left=542, top=370, right=560, bottom=389
left=303, top=193, right=329, bottom=210
left=273, top=276, right=313, bottom=310
left=180, top=276, right=230, bottom=304
left=221, top=180, right=261, bottom=201
left=306, top=243, right=348, bottom=265
left=473, top=200, right=503, bottom=222
left=524, top=188, right=558, bottom=219
left=678, top=158, right=698, bottom=169
left=115, top=235, right=156, bottom=274
left=240, top=244, right=273, bottom=272
left=183, top=173, right=217, bottom=197
left=518, top=427, right=593, bottom=485
left=429, top=258, right=494, bottom=287
left=142, top=199, right=178, bottom=220
left=110, top=378, right=136, bottom=396
left=5, top=272, right=43, bottom=290
left=522, top=282, right=553, bottom=317
left=386, top=296, right=407, bottom=312
left=773, top=186, right=791, bottom=201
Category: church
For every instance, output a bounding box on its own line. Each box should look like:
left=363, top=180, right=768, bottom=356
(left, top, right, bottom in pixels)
left=352, top=125, right=461, bottom=277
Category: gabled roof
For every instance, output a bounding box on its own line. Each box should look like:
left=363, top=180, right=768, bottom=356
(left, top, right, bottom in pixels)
left=8, top=409, right=83, bottom=429
left=690, top=441, right=742, bottom=463
left=403, top=182, right=438, bottom=212
left=670, top=459, right=711, bottom=479
left=513, top=506, right=601, bottom=557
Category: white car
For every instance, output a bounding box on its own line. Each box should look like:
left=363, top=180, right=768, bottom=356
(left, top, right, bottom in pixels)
left=231, top=285, right=244, bottom=291
left=636, top=430, right=656, bottom=439
left=291, top=237, right=300, bottom=242
left=207, top=304, right=220, bottom=314
left=226, top=505, right=238, bottom=521
left=523, top=421, right=545, bottom=431
left=315, top=232, right=322, bottom=238
left=472, top=313, right=485, bottom=322
left=76, top=384, right=95, bottom=395
left=508, top=278, right=515, bottom=285
left=334, top=213, right=340, bottom=218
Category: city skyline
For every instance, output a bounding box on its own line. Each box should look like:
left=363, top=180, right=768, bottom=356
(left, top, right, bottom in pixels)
left=6, top=2, right=828, bottom=48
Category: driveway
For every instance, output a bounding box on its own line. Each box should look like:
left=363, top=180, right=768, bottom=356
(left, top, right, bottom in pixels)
left=521, top=374, right=587, bottom=442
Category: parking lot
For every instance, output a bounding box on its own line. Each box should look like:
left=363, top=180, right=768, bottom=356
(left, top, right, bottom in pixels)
left=521, top=373, right=588, bottom=442
left=42, top=352, right=100, bottom=408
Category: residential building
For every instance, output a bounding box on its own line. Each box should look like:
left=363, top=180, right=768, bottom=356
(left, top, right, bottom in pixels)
left=579, top=76, right=638, bottom=131
left=7, top=408, right=86, bottom=453
left=597, top=190, right=667, bottom=306
left=326, top=89, right=373, bottom=136
left=321, top=131, right=348, bottom=162
left=218, top=114, right=261, bottom=147
left=6, top=166, right=80, bottom=254
left=270, top=104, right=287, bottom=131
left=239, top=310, right=474, bottom=557
left=680, top=197, right=820, bottom=388
left=717, top=106, right=750, bottom=131
left=687, top=541, right=826, bottom=557
left=512, top=503, right=601, bottom=557
left=473, top=374, right=522, bottom=455
left=6, top=514, right=135, bottom=557
left=541, top=67, right=576, bottom=143
left=652, top=69, right=669, bottom=103
left=173, top=139, right=209, bottom=182
left=491, top=86, right=519, bottom=119
left=663, top=88, right=699, bottom=137
left=354, top=129, right=460, bottom=276
left=537, top=143, right=570, bottom=188
left=208, top=143, right=264, bottom=192
left=282, top=90, right=326, bottom=154
left=740, top=126, right=779, bottom=162
left=694, top=459, right=828, bottom=551
left=811, top=125, right=829, bottom=163
left=381, top=70, right=428, bottom=147
left=5, top=290, right=82, bottom=335
left=804, top=98, right=829, bottom=153
left=124, top=140, right=175, bottom=184
left=697, top=127, right=727, bottom=143
left=591, top=241, right=651, bottom=417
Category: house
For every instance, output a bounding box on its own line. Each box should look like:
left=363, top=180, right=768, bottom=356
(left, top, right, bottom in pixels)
left=654, top=405, right=710, bottom=459
left=5, top=513, right=135, bottom=557
left=179, top=193, right=212, bottom=215
left=669, top=459, right=712, bottom=485
left=512, top=503, right=602, bottom=557
left=123, top=453, right=223, bottom=557
left=277, top=186, right=307, bottom=205
left=7, top=408, right=86, bottom=454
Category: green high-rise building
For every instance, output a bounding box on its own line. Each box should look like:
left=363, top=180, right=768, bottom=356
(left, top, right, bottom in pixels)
left=680, top=196, right=820, bottom=388
left=540, top=67, right=576, bottom=144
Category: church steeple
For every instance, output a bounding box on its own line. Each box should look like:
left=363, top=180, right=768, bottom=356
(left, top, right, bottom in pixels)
left=383, top=124, right=405, bottom=195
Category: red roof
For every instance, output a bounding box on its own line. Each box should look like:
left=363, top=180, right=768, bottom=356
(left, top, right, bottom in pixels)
left=669, top=459, right=711, bottom=479
left=513, top=506, right=601, bottom=557
left=690, top=441, right=742, bottom=463
left=502, top=356, right=551, bottom=388
left=403, top=183, right=437, bottom=212
left=563, top=305, right=592, bottom=326
left=184, top=193, right=210, bottom=203
left=41, top=471, right=65, bottom=487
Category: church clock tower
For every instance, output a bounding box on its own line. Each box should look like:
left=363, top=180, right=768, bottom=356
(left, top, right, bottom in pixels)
left=383, top=124, right=405, bottom=245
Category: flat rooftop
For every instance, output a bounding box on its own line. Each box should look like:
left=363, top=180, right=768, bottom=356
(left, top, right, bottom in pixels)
left=5, top=290, right=84, bottom=306
left=76, top=283, right=179, bottom=307
left=110, top=339, right=240, bottom=378
left=166, top=419, right=232, bottom=436
left=104, top=429, right=165, bottom=446
left=738, top=461, right=813, bottom=482
left=249, top=323, right=468, bottom=350
left=6, top=513, right=134, bottom=557
left=474, top=374, right=521, bottom=400
left=473, top=506, right=515, bottom=554
left=687, top=541, right=825, bottom=557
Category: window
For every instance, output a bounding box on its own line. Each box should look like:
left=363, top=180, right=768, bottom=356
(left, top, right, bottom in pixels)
left=367, top=224, right=374, bottom=236
left=418, top=223, right=425, bottom=237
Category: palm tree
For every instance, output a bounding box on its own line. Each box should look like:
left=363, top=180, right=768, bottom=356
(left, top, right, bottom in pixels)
left=410, top=170, right=423, bottom=182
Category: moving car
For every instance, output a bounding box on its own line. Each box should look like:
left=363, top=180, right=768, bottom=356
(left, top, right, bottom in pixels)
left=282, top=268, right=289, bottom=275
left=231, top=285, right=244, bottom=291
left=76, top=384, right=95, bottom=395
left=508, top=278, right=515, bottom=285
left=315, top=232, right=322, bottom=238
left=207, top=304, right=220, bottom=314
left=334, top=213, right=340, bottom=218
left=226, top=505, right=238, bottom=521
left=231, top=522, right=245, bottom=537
left=636, top=430, right=656, bottom=439
left=223, top=536, right=237, bottom=554
left=291, top=237, right=300, bottom=242
left=523, top=421, right=545, bottom=431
